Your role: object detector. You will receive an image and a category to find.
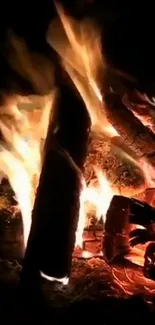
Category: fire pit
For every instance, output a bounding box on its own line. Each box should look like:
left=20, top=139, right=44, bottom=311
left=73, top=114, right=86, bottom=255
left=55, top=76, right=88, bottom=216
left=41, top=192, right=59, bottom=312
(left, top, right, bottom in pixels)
left=1, top=2, right=155, bottom=324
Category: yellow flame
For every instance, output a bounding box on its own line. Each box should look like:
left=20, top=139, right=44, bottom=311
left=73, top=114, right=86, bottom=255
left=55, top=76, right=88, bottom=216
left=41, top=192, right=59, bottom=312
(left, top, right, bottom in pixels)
left=0, top=94, right=55, bottom=247
left=47, top=4, right=117, bottom=138
left=75, top=168, right=114, bottom=247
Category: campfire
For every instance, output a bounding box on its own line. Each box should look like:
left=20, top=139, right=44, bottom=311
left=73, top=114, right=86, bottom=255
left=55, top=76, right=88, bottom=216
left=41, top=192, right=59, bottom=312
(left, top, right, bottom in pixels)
left=1, top=2, right=155, bottom=314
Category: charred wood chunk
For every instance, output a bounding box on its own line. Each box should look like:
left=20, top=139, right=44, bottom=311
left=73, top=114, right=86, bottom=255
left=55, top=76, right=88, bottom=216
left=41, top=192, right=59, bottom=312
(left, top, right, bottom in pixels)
left=129, top=228, right=154, bottom=247
left=124, top=198, right=155, bottom=247
left=103, top=195, right=131, bottom=262
left=20, top=142, right=81, bottom=288
left=144, top=243, right=155, bottom=281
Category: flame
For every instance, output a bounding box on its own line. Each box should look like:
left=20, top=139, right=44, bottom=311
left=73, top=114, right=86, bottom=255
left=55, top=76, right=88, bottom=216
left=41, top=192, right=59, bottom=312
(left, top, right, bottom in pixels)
left=47, top=4, right=117, bottom=138
left=0, top=94, right=55, bottom=247
left=75, top=168, right=114, bottom=247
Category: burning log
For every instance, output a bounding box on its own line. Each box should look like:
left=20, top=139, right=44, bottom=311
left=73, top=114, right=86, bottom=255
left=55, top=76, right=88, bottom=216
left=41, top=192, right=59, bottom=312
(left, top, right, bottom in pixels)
left=104, top=93, right=155, bottom=168
left=122, top=90, right=155, bottom=134
left=103, top=195, right=131, bottom=262
left=84, top=131, right=145, bottom=197
left=20, top=76, right=90, bottom=292
left=144, top=243, right=155, bottom=281
left=54, top=72, right=91, bottom=170
left=20, top=139, right=82, bottom=292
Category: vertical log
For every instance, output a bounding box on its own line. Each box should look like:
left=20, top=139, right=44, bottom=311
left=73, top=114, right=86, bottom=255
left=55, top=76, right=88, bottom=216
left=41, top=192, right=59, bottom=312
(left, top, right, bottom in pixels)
left=19, top=72, right=91, bottom=296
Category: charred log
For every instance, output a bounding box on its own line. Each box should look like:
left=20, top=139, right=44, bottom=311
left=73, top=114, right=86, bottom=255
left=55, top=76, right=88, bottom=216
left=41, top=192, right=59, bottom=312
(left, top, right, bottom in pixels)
left=18, top=65, right=90, bottom=296
left=54, top=71, right=91, bottom=169
left=103, top=195, right=131, bottom=262
left=20, top=140, right=81, bottom=291
left=104, top=93, right=155, bottom=168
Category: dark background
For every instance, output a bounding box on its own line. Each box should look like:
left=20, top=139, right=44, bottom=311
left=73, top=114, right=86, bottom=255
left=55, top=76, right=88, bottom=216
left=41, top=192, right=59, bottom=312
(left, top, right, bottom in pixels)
left=0, top=1, right=155, bottom=96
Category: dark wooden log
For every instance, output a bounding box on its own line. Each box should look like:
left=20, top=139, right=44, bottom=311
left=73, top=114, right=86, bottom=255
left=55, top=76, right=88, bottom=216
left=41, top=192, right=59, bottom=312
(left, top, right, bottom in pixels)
left=103, top=195, right=131, bottom=262
left=19, top=71, right=90, bottom=296
left=54, top=71, right=91, bottom=170
left=144, top=243, right=155, bottom=281
left=104, top=93, right=155, bottom=168
left=20, top=139, right=82, bottom=289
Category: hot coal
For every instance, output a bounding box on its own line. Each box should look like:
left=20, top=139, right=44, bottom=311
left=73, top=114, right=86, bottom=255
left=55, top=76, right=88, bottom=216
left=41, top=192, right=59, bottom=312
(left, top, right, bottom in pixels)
left=103, top=195, right=131, bottom=262
left=144, top=243, right=155, bottom=281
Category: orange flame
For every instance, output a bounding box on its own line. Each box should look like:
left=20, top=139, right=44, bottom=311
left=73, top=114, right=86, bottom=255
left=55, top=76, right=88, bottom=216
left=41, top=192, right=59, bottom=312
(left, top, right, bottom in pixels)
left=47, top=4, right=117, bottom=138
left=0, top=94, right=55, bottom=247
left=75, top=168, right=115, bottom=247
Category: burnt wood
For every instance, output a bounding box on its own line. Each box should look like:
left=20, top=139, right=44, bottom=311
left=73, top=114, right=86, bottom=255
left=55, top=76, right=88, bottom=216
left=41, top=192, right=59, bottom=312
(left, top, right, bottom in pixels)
left=103, top=195, right=131, bottom=262
left=19, top=139, right=82, bottom=296
left=19, top=71, right=90, bottom=295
